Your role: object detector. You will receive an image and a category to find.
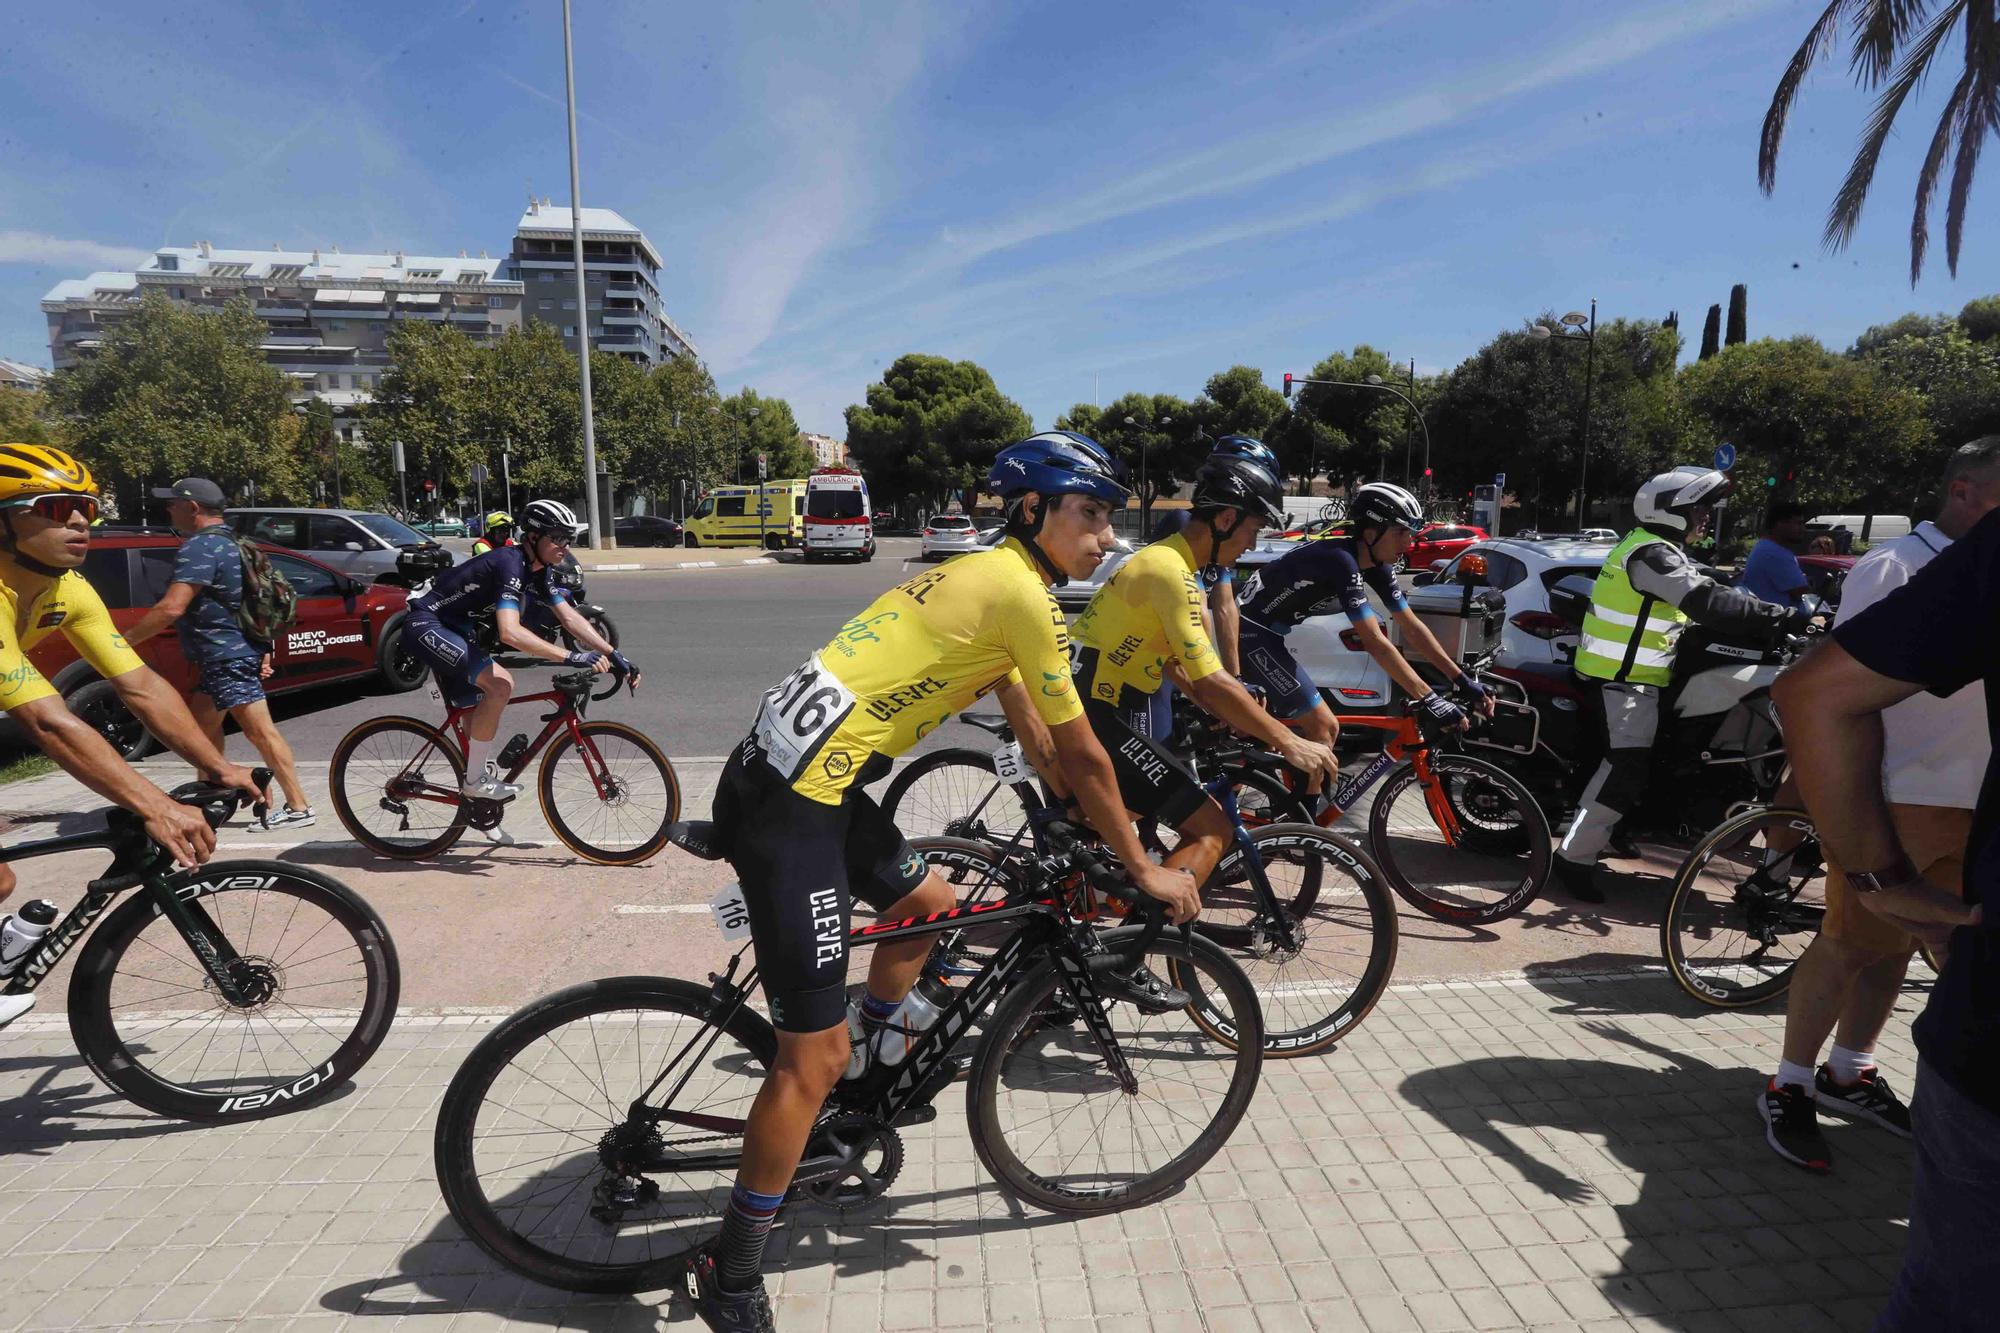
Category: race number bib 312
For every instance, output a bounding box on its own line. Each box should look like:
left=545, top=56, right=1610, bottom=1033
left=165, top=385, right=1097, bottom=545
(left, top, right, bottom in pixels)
left=752, top=654, right=857, bottom=780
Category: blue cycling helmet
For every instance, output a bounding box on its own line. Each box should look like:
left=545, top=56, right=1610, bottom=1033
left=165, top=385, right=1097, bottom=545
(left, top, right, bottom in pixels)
left=1209, top=434, right=1279, bottom=473
left=989, top=432, right=1132, bottom=507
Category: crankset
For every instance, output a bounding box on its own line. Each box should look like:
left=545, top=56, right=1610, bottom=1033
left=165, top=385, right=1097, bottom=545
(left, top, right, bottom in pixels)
left=789, top=1111, right=903, bottom=1216
left=466, top=797, right=507, bottom=831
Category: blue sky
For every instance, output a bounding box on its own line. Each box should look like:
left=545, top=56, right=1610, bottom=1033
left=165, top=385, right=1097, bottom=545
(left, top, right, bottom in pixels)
left=3, top=0, right=1997, bottom=436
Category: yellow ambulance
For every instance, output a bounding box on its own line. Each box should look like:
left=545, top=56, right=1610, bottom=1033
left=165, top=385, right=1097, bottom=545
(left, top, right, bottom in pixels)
left=683, top=479, right=807, bottom=548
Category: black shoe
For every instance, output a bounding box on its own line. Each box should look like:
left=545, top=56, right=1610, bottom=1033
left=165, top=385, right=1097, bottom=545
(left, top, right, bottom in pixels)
left=683, top=1246, right=776, bottom=1332
left=1759, top=1079, right=1832, bottom=1173
left=1815, top=1064, right=1913, bottom=1138
left=1553, top=858, right=1605, bottom=904
left=1608, top=827, right=1641, bottom=858
left=1097, top=962, right=1190, bottom=1014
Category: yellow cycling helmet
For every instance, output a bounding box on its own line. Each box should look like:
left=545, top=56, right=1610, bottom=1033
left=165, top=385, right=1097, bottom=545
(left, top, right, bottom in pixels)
left=484, top=510, right=515, bottom=530
left=0, top=443, right=97, bottom=506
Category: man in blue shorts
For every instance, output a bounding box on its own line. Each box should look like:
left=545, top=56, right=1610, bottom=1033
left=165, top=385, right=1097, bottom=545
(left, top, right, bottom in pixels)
left=404, top=499, right=637, bottom=802
left=1235, top=481, right=1494, bottom=751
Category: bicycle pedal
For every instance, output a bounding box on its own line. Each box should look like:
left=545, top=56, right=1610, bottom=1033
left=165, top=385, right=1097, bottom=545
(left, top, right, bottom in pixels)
left=890, top=1102, right=939, bottom=1128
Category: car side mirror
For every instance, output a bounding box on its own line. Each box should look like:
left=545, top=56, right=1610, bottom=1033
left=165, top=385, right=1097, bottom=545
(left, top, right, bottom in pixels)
left=1429, top=559, right=1448, bottom=573
left=344, top=541, right=364, bottom=552
left=1411, top=572, right=1433, bottom=587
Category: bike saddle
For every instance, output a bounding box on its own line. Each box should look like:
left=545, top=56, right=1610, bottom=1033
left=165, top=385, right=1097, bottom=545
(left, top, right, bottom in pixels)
left=959, top=713, right=1010, bottom=736
left=667, top=821, right=728, bottom=861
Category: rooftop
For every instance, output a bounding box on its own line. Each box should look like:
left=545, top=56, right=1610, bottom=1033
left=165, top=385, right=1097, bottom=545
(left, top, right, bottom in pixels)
left=42, top=245, right=517, bottom=306
left=0, top=359, right=50, bottom=386
left=515, top=201, right=663, bottom=270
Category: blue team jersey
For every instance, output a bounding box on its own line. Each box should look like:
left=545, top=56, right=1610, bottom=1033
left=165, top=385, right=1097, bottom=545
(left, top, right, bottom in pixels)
left=410, top=546, right=569, bottom=630
left=1235, top=537, right=1407, bottom=634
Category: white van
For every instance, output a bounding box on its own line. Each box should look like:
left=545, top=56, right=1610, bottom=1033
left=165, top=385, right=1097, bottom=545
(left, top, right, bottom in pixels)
left=1810, top=514, right=1913, bottom=543
left=804, top=467, right=874, bottom=562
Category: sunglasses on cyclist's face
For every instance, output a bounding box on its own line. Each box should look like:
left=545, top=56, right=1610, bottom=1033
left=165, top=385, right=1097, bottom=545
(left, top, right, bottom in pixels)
left=4, top=494, right=99, bottom=524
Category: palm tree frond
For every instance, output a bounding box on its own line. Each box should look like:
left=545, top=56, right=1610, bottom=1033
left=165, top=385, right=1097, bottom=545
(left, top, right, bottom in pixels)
left=1825, top=3, right=1967, bottom=250
left=1943, top=2, right=2000, bottom=274
left=1909, top=69, right=1974, bottom=282
left=1850, top=0, right=1937, bottom=85
left=1762, top=0, right=1862, bottom=193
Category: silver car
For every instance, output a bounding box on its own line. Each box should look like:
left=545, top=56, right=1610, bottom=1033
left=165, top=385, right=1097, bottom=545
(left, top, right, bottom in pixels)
left=227, top=508, right=454, bottom=584
left=919, top=514, right=984, bottom=560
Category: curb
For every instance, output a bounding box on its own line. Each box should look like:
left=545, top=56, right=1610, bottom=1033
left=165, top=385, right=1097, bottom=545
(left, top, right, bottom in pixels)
left=578, top=557, right=778, bottom=573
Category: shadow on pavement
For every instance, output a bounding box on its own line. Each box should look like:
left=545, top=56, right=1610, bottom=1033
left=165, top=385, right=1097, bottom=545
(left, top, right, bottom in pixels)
left=1521, top=956, right=1712, bottom=1017
left=1400, top=1020, right=1907, bottom=1328
left=0, top=1048, right=362, bottom=1149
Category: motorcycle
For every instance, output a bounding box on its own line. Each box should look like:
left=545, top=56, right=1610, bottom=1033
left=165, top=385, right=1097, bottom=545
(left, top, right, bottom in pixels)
left=1471, top=574, right=1808, bottom=841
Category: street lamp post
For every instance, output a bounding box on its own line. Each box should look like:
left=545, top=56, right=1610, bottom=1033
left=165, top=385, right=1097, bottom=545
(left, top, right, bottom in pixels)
left=1123, top=413, right=1170, bottom=532
left=560, top=0, right=604, bottom=550
left=1533, top=299, right=1597, bottom=526
left=1300, top=375, right=1431, bottom=488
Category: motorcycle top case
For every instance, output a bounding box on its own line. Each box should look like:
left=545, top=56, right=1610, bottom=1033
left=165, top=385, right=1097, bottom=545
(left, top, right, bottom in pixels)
left=1398, top=583, right=1508, bottom=666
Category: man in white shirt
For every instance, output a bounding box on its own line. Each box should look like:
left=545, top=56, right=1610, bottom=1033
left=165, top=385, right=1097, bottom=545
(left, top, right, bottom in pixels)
left=1759, top=437, right=2000, bottom=1172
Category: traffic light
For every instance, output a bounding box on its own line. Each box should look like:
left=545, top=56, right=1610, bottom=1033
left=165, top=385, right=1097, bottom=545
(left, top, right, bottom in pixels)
left=1282, top=373, right=1293, bottom=398
left=1423, top=467, right=1432, bottom=477
left=1765, top=475, right=1777, bottom=488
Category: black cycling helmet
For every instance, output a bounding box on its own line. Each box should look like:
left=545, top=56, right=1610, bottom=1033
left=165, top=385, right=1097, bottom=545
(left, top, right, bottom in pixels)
left=1191, top=455, right=1286, bottom=527
left=1349, top=481, right=1424, bottom=533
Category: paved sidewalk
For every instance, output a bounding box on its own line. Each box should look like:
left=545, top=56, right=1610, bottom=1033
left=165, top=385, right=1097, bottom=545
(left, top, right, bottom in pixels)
left=0, top=969, right=1921, bottom=1331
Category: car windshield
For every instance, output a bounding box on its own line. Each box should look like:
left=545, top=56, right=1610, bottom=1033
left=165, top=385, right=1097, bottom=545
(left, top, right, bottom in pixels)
left=355, top=513, right=429, bottom=546
left=930, top=516, right=972, bottom=529
left=808, top=491, right=866, bottom=519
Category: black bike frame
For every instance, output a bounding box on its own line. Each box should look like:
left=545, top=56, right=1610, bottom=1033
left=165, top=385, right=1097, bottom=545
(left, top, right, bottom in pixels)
left=0, top=820, right=256, bottom=1005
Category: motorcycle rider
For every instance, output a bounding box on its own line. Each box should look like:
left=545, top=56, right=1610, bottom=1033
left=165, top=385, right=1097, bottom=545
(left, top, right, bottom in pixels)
left=470, top=511, right=515, bottom=557
left=1556, top=465, right=1809, bottom=903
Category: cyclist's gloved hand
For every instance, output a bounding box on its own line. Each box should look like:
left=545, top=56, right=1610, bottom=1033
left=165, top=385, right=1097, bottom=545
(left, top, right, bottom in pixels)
left=564, top=649, right=605, bottom=670
left=609, top=651, right=635, bottom=676
left=1453, top=671, right=1497, bottom=718
left=1416, top=690, right=1469, bottom=731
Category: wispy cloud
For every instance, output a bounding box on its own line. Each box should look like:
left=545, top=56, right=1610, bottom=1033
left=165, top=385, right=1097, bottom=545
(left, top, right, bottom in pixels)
left=0, top=231, right=153, bottom=270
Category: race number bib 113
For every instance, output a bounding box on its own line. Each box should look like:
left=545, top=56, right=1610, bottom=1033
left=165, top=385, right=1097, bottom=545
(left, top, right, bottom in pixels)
left=752, top=654, right=858, bottom=780
left=992, top=740, right=1027, bottom=783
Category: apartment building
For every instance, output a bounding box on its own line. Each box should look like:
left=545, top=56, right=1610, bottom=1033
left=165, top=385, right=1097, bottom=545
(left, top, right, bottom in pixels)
left=506, top=200, right=698, bottom=366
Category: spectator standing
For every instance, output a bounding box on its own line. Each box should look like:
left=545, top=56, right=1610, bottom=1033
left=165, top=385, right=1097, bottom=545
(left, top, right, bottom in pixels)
left=1772, top=439, right=2000, bottom=1332
left=125, top=478, right=314, bottom=828
left=1809, top=534, right=1837, bottom=556
left=1759, top=440, right=2000, bottom=1173
left=1740, top=501, right=1812, bottom=607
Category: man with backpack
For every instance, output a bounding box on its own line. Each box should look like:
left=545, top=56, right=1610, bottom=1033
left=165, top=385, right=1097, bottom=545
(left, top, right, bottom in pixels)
left=126, top=477, right=312, bottom=829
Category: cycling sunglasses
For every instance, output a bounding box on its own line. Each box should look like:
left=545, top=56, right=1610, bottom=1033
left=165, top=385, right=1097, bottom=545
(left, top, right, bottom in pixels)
left=2, top=493, right=100, bottom=523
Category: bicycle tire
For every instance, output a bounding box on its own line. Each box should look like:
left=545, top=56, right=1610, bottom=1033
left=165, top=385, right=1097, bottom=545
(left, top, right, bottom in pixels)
left=881, top=748, right=1040, bottom=844
left=67, top=861, right=399, bottom=1121
left=1663, top=806, right=1827, bottom=1008
left=537, top=721, right=680, bottom=865
left=329, top=715, right=470, bottom=858
left=435, top=976, right=778, bottom=1294
left=1186, top=822, right=1398, bottom=1056
left=966, top=924, right=1261, bottom=1215
left=1368, top=753, right=1552, bottom=924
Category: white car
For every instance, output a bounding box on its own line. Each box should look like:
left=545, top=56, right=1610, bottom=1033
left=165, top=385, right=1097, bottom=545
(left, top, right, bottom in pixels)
left=919, top=514, right=983, bottom=560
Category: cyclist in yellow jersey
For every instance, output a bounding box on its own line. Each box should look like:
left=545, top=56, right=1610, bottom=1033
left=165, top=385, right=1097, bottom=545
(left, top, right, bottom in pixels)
left=0, top=444, right=256, bottom=1029
left=1071, top=450, right=1340, bottom=893
left=685, top=432, right=1200, bottom=1331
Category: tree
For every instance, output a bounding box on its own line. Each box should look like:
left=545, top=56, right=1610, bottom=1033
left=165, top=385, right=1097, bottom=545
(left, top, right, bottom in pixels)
left=721, top=388, right=810, bottom=481
left=1853, top=319, right=2000, bottom=448
left=1063, top=392, right=1202, bottom=523
left=1849, top=310, right=1957, bottom=355
left=0, top=387, right=62, bottom=448
left=1286, top=345, right=1409, bottom=491
left=845, top=354, right=1032, bottom=510
left=1759, top=0, right=2000, bottom=282
left=46, top=293, right=305, bottom=515
left=1190, top=365, right=1285, bottom=441
left=364, top=320, right=485, bottom=510
left=1725, top=284, right=1748, bottom=346
left=1699, top=305, right=1722, bottom=359
left=1961, top=294, right=2000, bottom=342
left=1681, top=336, right=1931, bottom=511
left=467, top=324, right=582, bottom=506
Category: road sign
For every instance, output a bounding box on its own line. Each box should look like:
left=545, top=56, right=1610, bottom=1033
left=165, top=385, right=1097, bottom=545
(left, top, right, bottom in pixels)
left=1713, top=442, right=1736, bottom=472
left=1494, top=472, right=1507, bottom=488
left=392, top=440, right=406, bottom=474
left=422, top=479, right=435, bottom=493
left=469, top=463, right=488, bottom=486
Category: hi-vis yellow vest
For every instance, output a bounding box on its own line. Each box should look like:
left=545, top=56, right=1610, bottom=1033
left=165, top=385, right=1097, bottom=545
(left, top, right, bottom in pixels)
left=1575, top=527, right=1689, bottom=686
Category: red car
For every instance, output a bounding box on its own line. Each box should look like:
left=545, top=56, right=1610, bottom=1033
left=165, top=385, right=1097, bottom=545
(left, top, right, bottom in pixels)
left=1798, top=553, right=1857, bottom=606
left=1403, top=523, right=1489, bottom=571
left=8, top=530, right=425, bottom=760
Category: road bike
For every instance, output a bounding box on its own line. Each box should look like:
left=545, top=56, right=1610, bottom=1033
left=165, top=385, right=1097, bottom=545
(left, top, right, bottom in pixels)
left=328, top=668, right=678, bottom=864
left=433, top=818, right=1263, bottom=1293
left=1661, top=805, right=1826, bottom=1007
left=1, top=770, right=399, bottom=1120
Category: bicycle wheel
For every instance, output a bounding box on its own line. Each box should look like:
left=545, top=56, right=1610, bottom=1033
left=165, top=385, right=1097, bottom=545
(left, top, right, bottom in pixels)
left=882, top=748, right=1040, bottom=844
left=967, top=925, right=1261, bottom=1215
left=1369, top=753, right=1552, bottom=923
left=537, top=721, right=680, bottom=865
left=1187, top=823, right=1399, bottom=1056
left=67, top=862, right=399, bottom=1121
left=1664, top=807, right=1827, bottom=1008
left=435, top=977, right=777, bottom=1294
left=329, top=715, right=469, bottom=858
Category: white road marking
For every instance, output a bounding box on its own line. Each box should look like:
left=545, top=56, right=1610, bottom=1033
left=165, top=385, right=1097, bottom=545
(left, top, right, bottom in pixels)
left=613, top=903, right=713, bottom=915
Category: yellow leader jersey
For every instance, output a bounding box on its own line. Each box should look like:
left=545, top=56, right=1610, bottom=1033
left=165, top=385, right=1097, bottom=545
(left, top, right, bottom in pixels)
left=752, top=537, right=1083, bottom=804
left=0, top=552, right=145, bottom=713
left=1071, top=532, right=1221, bottom=710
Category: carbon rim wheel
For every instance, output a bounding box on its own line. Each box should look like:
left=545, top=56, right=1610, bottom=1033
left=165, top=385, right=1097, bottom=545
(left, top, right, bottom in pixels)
left=329, top=715, right=469, bottom=858
left=67, top=862, right=398, bottom=1121
left=537, top=721, right=680, bottom=865
left=1663, top=807, right=1827, bottom=1008
left=1369, top=754, right=1552, bottom=923
left=435, top=978, right=774, bottom=1293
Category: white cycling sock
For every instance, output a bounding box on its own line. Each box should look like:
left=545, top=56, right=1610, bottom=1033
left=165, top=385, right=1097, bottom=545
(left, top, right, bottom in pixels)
left=1775, top=1058, right=1816, bottom=1092
left=465, top=737, right=495, bottom=777
left=1828, top=1044, right=1876, bottom=1083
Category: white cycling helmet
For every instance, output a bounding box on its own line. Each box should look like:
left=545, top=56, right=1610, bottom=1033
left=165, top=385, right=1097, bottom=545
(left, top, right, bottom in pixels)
left=1634, top=465, right=1734, bottom=534
left=521, top=498, right=586, bottom=538
left=1349, top=481, right=1425, bottom=532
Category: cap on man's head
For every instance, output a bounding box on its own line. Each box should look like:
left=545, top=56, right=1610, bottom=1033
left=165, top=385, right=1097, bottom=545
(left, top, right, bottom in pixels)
left=150, top=478, right=227, bottom=508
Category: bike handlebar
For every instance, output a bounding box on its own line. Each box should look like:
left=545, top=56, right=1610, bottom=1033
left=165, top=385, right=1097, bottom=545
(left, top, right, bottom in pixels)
left=164, top=765, right=276, bottom=832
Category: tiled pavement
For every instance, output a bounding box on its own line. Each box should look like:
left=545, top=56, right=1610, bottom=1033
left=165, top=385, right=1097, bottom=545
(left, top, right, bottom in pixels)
left=0, top=970, right=1921, bottom=1332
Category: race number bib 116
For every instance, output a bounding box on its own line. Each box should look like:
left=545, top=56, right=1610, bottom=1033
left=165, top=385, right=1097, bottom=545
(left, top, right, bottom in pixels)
left=752, top=654, right=858, bottom=780
left=710, top=883, right=753, bottom=941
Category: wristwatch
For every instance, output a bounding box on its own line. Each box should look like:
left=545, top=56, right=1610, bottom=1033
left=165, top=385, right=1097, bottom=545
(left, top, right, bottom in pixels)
left=1848, top=855, right=1920, bottom=895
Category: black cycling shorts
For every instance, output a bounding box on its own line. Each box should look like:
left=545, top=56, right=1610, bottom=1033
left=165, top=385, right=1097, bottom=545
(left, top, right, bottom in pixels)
left=1081, top=697, right=1210, bottom=829
left=712, top=737, right=928, bottom=1033
left=1237, top=623, right=1323, bottom=721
